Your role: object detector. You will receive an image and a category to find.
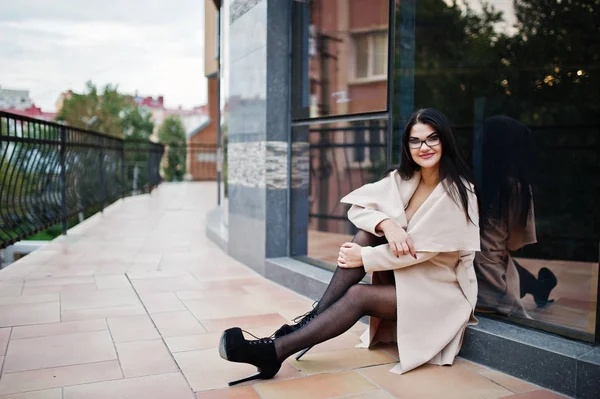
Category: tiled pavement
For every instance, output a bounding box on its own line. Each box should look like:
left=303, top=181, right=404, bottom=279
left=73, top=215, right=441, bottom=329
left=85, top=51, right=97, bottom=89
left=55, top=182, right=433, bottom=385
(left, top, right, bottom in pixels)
left=0, top=183, right=571, bottom=398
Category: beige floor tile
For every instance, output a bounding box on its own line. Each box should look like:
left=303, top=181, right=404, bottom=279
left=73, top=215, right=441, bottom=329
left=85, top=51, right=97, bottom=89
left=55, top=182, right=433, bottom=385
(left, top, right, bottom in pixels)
left=150, top=311, right=207, bottom=337
left=479, top=369, right=539, bottom=394
left=301, top=332, right=362, bottom=355
left=343, top=392, right=396, bottom=399
left=127, top=270, right=190, bottom=280
left=164, top=333, right=221, bottom=353
left=3, top=330, right=117, bottom=373
left=0, top=328, right=11, bottom=355
left=0, top=294, right=59, bottom=306
left=372, top=342, right=399, bottom=361
left=21, top=284, right=98, bottom=296
left=26, top=266, right=98, bottom=279
left=182, top=296, right=276, bottom=320
left=454, top=357, right=489, bottom=372
left=107, top=315, right=160, bottom=343
left=94, top=275, right=132, bottom=289
left=60, top=288, right=140, bottom=311
left=175, top=348, right=300, bottom=392
left=195, top=386, right=261, bottom=399
left=500, top=390, right=571, bottom=398
left=139, top=292, right=186, bottom=313
left=63, top=372, right=195, bottom=399
left=23, top=277, right=94, bottom=288
left=131, top=277, right=206, bottom=294
left=289, top=348, right=395, bottom=375
left=0, top=360, right=122, bottom=395
left=61, top=304, right=147, bottom=321
left=254, top=371, right=378, bottom=399
left=0, top=303, right=60, bottom=328
left=0, top=283, right=23, bottom=297
left=0, top=388, right=62, bottom=399
left=11, top=319, right=107, bottom=340
left=172, top=348, right=258, bottom=391
left=358, top=363, right=514, bottom=399
left=199, top=314, right=288, bottom=333
left=175, top=287, right=248, bottom=300
left=115, top=340, right=178, bottom=378
left=95, top=263, right=135, bottom=275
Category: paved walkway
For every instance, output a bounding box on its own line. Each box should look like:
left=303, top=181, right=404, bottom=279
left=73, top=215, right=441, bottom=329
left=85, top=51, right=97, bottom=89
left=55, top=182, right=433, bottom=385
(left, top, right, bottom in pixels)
left=0, top=183, right=569, bottom=398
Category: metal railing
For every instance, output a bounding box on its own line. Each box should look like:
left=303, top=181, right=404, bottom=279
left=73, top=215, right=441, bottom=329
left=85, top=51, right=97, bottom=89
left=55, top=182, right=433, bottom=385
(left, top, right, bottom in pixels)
left=308, top=121, right=388, bottom=234
left=0, top=111, right=164, bottom=249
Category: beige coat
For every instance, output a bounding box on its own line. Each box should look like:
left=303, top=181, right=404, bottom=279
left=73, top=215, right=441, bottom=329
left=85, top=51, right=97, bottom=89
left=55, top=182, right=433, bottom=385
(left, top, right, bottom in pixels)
left=340, top=170, right=481, bottom=374
left=475, top=195, right=537, bottom=317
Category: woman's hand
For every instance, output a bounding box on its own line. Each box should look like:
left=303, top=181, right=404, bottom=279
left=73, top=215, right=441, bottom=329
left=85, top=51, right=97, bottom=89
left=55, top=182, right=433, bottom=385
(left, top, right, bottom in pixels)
left=337, top=243, right=364, bottom=268
left=377, top=219, right=417, bottom=258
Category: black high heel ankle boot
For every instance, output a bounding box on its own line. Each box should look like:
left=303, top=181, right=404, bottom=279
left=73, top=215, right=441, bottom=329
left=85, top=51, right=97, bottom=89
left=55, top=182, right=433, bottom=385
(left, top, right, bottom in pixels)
left=534, top=267, right=557, bottom=308
left=219, top=327, right=282, bottom=386
left=272, top=303, right=318, bottom=360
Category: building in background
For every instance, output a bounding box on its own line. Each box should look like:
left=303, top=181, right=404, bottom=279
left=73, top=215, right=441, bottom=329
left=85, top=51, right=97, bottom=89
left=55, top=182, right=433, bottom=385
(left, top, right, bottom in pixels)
left=0, top=104, right=56, bottom=122
left=0, top=87, right=32, bottom=110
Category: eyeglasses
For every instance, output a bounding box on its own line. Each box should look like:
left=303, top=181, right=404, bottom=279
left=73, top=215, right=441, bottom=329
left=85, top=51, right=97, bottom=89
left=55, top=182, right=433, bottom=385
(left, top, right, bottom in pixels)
left=407, top=135, right=441, bottom=149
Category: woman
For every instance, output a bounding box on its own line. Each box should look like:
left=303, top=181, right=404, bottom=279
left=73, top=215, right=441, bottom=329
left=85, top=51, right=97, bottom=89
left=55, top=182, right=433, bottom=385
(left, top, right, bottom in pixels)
left=475, top=116, right=557, bottom=317
left=219, top=108, right=481, bottom=385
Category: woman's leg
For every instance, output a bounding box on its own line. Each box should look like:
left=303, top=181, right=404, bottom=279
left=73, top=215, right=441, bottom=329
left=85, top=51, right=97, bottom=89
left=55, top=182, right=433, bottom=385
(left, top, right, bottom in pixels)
left=314, top=230, right=387, bottom=314
left=515, top=259, right=538, bottom=298
left=275, top=284, right=397, bottom=361
left=515, top=260, right=557, bottom=307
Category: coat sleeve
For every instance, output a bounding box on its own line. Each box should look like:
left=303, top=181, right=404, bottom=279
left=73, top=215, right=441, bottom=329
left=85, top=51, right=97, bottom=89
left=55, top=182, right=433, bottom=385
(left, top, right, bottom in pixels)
left=361, top=244, right=439, bottom=273
left=347, top=205, right=390, bottom=237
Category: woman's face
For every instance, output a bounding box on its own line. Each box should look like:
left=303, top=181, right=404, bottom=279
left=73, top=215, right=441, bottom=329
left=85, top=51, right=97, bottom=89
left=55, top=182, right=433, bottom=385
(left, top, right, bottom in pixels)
left=408, top=122, right=443, bottom=170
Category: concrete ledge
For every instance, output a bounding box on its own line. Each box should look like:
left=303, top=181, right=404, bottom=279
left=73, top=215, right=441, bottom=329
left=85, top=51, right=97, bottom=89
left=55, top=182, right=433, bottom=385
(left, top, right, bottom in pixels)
left=205, top=207, right=228, bottom=252
left=264, top=256, right=599, bottom=399
left=461, top=317, right=599, bottom=398
left=265, top=257, right=333, bottom=301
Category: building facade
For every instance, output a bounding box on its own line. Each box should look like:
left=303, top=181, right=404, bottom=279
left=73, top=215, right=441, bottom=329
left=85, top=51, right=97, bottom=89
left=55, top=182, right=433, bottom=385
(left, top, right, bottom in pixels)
left=0, top=87, right=32, bottom=110
left=206, top=1, right=600, bottom=397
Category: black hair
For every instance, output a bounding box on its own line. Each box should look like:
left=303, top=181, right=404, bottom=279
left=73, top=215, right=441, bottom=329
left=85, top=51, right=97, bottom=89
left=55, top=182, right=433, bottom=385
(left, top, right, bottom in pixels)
left=480, top=115, right=533, bottom=229
left=384, top=108, right=476, bottom=224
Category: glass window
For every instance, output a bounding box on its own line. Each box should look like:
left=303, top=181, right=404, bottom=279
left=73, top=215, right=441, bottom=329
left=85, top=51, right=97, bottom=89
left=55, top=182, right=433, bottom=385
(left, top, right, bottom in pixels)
left=393, top=0, right=600, bottom=341
left=291, top=0, right=390, bottom=120
left=290, top=119, right=388, bottom=270
left=354, top=35, right=370, bottom=79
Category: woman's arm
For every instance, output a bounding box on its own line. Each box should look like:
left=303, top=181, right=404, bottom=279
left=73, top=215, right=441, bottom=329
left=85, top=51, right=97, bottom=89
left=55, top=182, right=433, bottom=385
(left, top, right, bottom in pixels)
left=347, top=205, right=391, bottom=237
left=361, top=245, right=438, bottom=273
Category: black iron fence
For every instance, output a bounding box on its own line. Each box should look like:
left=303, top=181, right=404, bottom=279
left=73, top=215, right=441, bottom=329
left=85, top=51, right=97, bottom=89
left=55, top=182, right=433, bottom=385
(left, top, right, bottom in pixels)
left=308, top=121, right=388, bottom=233
left=0, top=111, right=164, bottom=249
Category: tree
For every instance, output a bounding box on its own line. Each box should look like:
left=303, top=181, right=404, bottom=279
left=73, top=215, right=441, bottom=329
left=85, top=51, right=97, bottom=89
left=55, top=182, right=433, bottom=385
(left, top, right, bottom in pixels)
left=157, top=116, right=187, bottom=182
left=121, top=106, right=154, bottom=141
left=55, top=81, right=127, bottom=137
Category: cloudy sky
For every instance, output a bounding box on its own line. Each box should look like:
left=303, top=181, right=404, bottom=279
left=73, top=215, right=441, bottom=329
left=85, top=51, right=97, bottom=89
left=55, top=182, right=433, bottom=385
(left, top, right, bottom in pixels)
left=0, top=0, right=206, bottom=112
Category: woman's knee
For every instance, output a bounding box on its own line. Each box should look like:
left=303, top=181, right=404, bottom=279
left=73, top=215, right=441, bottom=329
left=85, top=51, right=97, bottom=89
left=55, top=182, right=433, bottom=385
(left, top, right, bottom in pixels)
left=344, top=284, right=369, bottom=308
left=352, top=230, right=387, bottom=247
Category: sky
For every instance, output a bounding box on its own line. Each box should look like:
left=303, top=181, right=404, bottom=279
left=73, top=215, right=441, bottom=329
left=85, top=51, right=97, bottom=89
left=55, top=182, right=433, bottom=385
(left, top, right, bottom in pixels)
left=0, top=0, right=207, bottom=112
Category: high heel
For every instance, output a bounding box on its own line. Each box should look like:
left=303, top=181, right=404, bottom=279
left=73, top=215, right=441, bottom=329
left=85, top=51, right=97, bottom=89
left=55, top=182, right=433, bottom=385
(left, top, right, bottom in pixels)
left=295, top=346, right=313, bottom=360
left=534, top=267, right=557, bottom=308
left=219, top=327, right=281, bottom=386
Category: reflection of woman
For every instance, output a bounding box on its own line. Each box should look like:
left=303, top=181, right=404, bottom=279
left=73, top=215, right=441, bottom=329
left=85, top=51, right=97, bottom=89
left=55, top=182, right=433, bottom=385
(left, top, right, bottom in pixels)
left=475, top=116, right=557, bottom=317
left=218, top=108, right=481, bottom=385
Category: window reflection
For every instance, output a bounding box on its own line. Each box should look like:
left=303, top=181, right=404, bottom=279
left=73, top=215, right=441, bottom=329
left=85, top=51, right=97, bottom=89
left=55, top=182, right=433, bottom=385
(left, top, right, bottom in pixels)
left=292, top=0, right=390, bottom=119
left=394, top=0, right=600, bottom=339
